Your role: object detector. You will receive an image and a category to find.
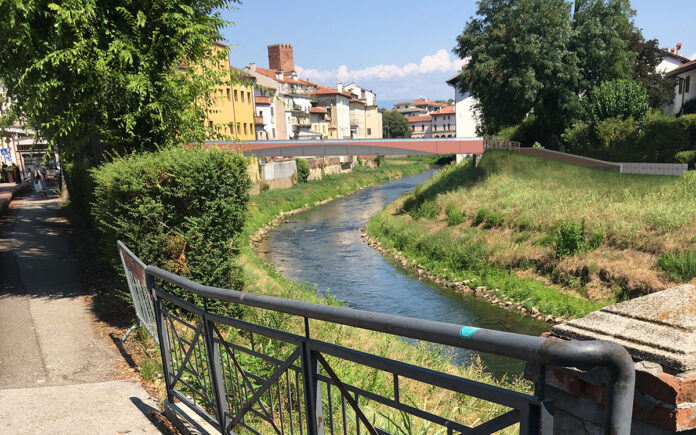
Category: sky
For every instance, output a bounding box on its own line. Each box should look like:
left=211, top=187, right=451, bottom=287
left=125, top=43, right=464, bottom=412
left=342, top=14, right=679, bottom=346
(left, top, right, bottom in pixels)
left=221, top=0, right=696, bottom=108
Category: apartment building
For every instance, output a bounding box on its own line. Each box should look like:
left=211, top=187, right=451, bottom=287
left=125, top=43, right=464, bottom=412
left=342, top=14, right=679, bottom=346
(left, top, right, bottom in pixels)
left=311, top=82, right=352, bottom=139
left=430, top=106, right=456, bottom=138
left=394, top=98, right=448, bottom=118
left=204, top=42, right=256, bottom=141
left=407, top=115, right=433, bottom=139
left=344, top=83, right=382, bottom=139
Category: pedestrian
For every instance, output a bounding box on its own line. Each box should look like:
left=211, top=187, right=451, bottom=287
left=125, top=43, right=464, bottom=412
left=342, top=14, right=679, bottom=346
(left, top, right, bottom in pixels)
left=39, top=166, right=47, bottom=193
left=33, top=168, right=45, bottom=197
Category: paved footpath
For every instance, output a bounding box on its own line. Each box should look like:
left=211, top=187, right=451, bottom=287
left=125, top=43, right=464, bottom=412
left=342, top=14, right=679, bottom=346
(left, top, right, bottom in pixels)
left=0, top=191, right=162, bottom=434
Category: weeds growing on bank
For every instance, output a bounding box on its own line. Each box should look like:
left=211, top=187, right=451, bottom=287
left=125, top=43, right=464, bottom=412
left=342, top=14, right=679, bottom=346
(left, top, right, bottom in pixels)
left=367, top=151, right=696, bottom=317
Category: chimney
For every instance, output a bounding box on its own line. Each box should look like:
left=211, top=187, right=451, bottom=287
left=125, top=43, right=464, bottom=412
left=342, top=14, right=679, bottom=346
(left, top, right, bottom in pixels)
left=249, top=62, right=256, bottom=72
left=677, top=42, right=683, bottom=56
left=337, top=81, right=343, bottom=93
left=268, top=43, right=295, bottom=72
left=276, top=70, right=284, bottom=80
left=670, top=48, right=675, bottom=54
left=291, top=71, right=298, bottom=81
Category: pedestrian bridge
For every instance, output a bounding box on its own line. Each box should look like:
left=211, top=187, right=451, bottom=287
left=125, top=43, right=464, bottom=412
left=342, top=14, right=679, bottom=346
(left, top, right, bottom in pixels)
left=203, top=137, right=486, bottom=157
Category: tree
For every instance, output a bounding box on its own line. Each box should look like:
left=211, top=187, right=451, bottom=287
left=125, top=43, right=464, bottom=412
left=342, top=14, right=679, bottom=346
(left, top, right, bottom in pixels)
left=454, top=0, right=581, bottom=146
left=586, top=79, right=649, bottom=122
left=628, top=33, right=675, bottom=108
left=381, top=109, right=412, bottom=138
left=0, top=0, right=240, bottom=165
left=571, top=0, right=637, bottom=95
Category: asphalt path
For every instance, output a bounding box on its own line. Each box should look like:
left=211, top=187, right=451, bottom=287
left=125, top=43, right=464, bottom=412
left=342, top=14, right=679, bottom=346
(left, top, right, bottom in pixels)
left=0, top=191, right=162, bottom=434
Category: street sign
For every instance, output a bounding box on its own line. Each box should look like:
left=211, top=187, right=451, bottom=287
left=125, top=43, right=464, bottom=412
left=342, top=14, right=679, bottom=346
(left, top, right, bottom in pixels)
left=0, top=148, right=8, bottom=156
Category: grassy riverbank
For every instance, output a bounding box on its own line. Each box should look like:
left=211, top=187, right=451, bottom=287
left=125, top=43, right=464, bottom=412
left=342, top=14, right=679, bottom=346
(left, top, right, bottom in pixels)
left=235, top=156, right=530, bottom=432
left=366, top=151, right=696, bottom=320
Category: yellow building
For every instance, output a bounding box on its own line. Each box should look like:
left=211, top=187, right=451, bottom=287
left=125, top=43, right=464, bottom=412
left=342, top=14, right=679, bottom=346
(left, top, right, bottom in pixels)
left=204, top=42, right=256, bottom=141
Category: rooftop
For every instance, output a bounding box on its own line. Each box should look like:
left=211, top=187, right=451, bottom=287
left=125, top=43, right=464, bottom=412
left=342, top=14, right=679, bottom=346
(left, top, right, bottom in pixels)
left=666, top=58, right=696, bottom=77
left=406, top=115, right=432, bottom=123
left=431, top=105, right=455, bottom=116
left=255, top=96, right=271, bottom=104
left=253, top=67, right=317, bottom=86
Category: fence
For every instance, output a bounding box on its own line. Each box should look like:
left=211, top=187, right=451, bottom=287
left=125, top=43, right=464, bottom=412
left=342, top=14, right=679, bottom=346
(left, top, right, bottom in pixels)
left=118, top=242, right=635, bottom=434
left=117, top=241, right=158, bottom=344
left=483, top=137, right=521, bottom=153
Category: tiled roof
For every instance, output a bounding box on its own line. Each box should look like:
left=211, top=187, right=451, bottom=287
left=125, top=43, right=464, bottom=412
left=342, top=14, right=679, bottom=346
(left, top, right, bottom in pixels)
left=431, top=106, right=455, bottom=116
left=255, top=96, right=271, bottom=104
left=310, top=107, right=328, bottom=114
left=311, top=85, right=352, bottom=97
left=254, top=67, right=317, bottom=86
left=659, top=49, right=692, bottom=64
left=394, top=98, right=448, bottom=108
left=666, top=58, right=696, bottom=77
left=407, top=115, right=432, bottom=123
left=349, top=98, right=365, bottom=104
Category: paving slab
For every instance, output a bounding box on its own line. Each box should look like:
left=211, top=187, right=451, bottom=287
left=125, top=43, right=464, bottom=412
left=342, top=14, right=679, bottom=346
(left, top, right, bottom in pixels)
left=553, top=284, right=696, bottom=374
left=0, top=379, right=161, bottom=435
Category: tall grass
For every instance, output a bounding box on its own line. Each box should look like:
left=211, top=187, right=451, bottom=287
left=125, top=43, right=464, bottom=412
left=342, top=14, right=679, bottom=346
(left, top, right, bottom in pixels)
left=658, top=251, right=696, bottom=282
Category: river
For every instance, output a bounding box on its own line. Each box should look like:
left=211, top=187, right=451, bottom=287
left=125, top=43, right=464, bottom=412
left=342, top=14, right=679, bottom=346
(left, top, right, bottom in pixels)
left=257, top=169, right=549, bottom=378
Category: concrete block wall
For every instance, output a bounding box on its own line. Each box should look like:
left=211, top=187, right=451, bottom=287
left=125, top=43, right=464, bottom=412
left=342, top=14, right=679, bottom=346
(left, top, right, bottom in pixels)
left=619, top=162, right=688, bottom=176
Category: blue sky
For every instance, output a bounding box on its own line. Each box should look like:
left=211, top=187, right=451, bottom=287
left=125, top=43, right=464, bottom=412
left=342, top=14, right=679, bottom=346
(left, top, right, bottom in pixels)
left=222, top=1, right=696, bottom=107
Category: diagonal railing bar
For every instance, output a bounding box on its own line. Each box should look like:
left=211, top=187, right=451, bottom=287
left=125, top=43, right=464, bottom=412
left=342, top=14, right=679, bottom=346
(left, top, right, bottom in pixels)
left=166, top=314, right=206, bottom=389
left=213, top=324, right=289, bottom=431
left=470, top=410, right=520, bottom=434
left=315, top=352, right=379, bottom=435
left=226, top=345, right=301, bottom=433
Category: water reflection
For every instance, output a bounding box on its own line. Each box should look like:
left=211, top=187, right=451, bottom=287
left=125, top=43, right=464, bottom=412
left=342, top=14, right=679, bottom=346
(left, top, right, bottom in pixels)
left=258, top=170, right=549, bottom=378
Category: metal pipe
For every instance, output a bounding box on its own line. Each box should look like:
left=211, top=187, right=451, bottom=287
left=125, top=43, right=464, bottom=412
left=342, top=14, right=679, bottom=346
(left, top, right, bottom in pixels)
left=146, top=265, right=635, bottom=433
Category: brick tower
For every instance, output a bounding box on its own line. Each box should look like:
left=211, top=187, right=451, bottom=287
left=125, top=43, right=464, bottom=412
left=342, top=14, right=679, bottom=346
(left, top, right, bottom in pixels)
left=267, top=44, right=294, bottom=72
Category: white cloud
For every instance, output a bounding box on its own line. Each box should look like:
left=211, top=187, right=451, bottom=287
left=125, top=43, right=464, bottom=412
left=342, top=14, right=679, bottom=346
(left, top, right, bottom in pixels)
left=296, top=49, right=465, bottom=84
left=691, top=52, right=696, bottom=60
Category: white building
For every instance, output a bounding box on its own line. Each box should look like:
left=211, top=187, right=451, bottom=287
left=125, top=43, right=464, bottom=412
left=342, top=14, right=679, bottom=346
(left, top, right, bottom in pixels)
left=430, top=106, right=456, bottom=138
left=407, top=115, right=433, bottom=139
left=667, top=59, right=696, bottom=114
left=311, top=83, right=352, bottom=139
left=446, top=74, right=479, bottom=137
left=394, top=98, right=447, bottom=118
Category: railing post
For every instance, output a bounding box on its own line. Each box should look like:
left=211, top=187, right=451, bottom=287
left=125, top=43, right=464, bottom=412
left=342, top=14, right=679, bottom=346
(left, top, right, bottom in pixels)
left=301, top=342, right=324, bottom=435
left=148, top=275, right=175, bottom=404
left=203, top=314, right=230, bottom=432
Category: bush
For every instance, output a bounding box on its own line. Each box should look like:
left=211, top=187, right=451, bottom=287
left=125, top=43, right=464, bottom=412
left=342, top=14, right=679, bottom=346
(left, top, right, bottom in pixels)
left=295, top=158, right=310, bottom=183
left=91, top=147, right=251, bottom=314
left=409, top=199, right=440, bottom=220
left=675, top=150, right=696, bottom=169
left=472, top=207, right=488, bottom=226
left=356, top=156, right=363, bottom=166
left=658, top=251, right=696, bottom=282
left=496, top=115, right=546, bottom=147
left=445, top=202, right=466, bottom=226
left=587, top=80, right=649, bottom=123
left=483, top=211, right=504, bottom=229
left=375, top=155, right=385, bottom=167
left=64, top=161, right=96, bottom=225
left=682, top=98, right=696, bottom=116
left=554, top=219, right=586, bottom=258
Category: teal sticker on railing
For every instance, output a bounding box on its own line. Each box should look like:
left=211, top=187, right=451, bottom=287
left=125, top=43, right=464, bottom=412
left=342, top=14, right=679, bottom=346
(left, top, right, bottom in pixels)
left=460, top=326, right=480, bottom=339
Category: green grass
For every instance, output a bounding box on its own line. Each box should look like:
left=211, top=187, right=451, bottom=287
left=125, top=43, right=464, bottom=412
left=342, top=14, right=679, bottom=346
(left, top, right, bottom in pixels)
left=658, top=251, right=696, bottom=282
left=367, top=212, right=604, bottom=318
left=366, top=151, right=696, bottom=317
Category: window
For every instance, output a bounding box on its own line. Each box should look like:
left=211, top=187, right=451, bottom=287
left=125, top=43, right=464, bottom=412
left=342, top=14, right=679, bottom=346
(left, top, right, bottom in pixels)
left=247, top=91, right=251, bottom=102
left=270, top=107, right=274, bottom=118
left=208, top=121, right=213, bottom=128
left=241, top=91, right=245, bottom=103
left=234, top=90, right=238, bottom=101
left=421, top=125, right=424, bottom=131
left=229, top=123, right=235, bottom=134
left=272, top=128, right=276, bottom=139
left=367, top=128, right=372, bottom=135
left=411, top=126, right=415, bottom=131
left=244, top=123, right=248, bottom=134
left=226, top=88, right=230, bottom=101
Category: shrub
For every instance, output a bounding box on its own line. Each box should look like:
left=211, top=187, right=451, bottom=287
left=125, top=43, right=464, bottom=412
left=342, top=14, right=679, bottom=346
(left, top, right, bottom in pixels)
left=658, top=251, right=696, bottom=282
left=356, top=156, right=363, bottom=166
left=91, top=147, right=251, bottom=314
left=409, top=199, right=440, bottom=220
left=588, top=229, right=605, bottom=250
left=375, top=155, right=385, bottom=167
left=483, top=211, right=504, bottom=229
left=587, top=80, right=649, bottom=123
left=682, top=98, right=696, bottom=116
left=554, top=219, right=586, bottom=258
left=445, top=202, right=466, bottom=226
left=472, top=207, right=488, bottom=226
left=295, top=158, right=310, bottom=183
left=676, top=150, right=696, bottom=169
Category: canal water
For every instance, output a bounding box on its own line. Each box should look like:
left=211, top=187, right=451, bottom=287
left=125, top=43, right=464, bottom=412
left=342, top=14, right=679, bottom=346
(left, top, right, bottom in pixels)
left=257, top=169, right=549, bottom=378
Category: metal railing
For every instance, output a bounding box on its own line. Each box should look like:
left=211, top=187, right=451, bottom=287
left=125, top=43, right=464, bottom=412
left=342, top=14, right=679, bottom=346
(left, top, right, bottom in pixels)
left=118, top=241, right=158, bottom=344
left=483, top=137, right=521, bottom=153
left=119, top=242, right=635, bottom=434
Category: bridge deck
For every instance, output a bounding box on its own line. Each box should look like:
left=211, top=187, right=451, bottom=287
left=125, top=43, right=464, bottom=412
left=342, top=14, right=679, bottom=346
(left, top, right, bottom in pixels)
left=203, top=137, right=484, bottom=157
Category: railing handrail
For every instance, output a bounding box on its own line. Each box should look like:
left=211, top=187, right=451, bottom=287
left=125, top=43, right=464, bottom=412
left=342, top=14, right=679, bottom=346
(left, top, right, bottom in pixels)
left=146, top=264, right=635, bottom=434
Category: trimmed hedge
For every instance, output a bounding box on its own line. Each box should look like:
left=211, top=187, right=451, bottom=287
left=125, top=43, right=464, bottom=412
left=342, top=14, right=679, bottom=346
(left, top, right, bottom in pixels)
left=64, top=161, right=96, bottom=226
left=91, top=146, right=251, bottom=313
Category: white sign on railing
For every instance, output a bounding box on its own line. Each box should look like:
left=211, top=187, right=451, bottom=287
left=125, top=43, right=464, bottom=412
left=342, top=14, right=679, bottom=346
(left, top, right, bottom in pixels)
left=117, top=241, right=158, bottom=344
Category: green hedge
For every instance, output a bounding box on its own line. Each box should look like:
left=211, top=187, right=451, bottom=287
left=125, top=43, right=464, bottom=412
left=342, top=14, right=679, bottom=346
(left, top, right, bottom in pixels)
left=564, top=114, right=696, bottom=162
left=91, top=146, right=251, bottom=313
left=64, top=161, right=96, bottom=226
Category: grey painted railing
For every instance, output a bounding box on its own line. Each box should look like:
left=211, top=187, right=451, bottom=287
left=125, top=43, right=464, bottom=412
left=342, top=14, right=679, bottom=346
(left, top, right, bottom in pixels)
left=118, top=242, right=635, bottom=434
